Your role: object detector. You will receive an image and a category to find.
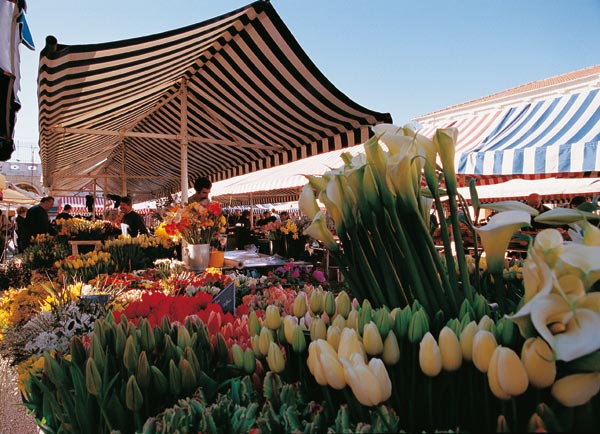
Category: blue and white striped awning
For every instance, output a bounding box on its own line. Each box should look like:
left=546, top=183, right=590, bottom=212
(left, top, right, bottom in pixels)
left=415, top=66, right=600, bottom=186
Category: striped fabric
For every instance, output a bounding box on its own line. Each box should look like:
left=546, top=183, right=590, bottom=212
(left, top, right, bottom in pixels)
left=416, top=67, right=600, bottom=187
left=37, top=1, right=391, bottom=200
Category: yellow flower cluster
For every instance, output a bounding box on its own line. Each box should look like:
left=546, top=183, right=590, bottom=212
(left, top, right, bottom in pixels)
left=56, top=250, right=113, bottom=284
left=0, top=284, right=53, bottom=339
left=279, top=219, right=299, bottom=239
left=57, top=217, right=113, bottom=240
left=16, top=354, right=45, bottom=397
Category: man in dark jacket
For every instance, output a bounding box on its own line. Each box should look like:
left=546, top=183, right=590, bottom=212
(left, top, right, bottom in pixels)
left=22, top=196, right=56, bottom=250
left=116, top=196, right=148, bottom=237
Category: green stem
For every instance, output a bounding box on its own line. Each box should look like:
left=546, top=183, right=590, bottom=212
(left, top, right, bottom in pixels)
left=492, top=270, right=507, bottom=313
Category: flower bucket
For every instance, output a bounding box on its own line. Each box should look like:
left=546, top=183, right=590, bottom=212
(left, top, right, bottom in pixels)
left=208, top=249, right=225, bottom=268
left=185, top=243, right=210, bottom=272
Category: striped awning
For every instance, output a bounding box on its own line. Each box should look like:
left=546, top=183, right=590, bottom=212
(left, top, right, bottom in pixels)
left=415, top=66, right=600, bottom=186
left=37, top=1, right=391, bottom=201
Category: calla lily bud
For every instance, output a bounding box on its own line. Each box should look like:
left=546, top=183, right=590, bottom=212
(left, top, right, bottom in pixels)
left=335, top=291, right=351, bottom=318
left=310, top=317, right=327, bottom=341
left=551, top=372, right=600, bottom=407
left=346, top=309, right=359, bottom=331
left=496, top=347, right=529, bottom=396
left=472, top=330, right=498, bottom=373
left=267, top=342, right=285, bottom=373
left=331, top=314, right=346, bottom=330
left=248, top=310, right=260, bottom=337
left=293, top=293, right=307, bottom=318
left=309, top=290, right=324, bottom=315
left=243, top=348, right=256, bottom=374
left=283, top=315, right=298, bottom=344
left=231, top=344, right=244, bottom=370
left=382, top=330, right=400, bottom=366
left=264, top=305, right=282, bottom=330
left=419, top=332, right=442, bottom=377
left=292, top=325, right=307, bottom=353
left=439, top=326, right=462, bottom=372
left=324, top=291, right=336, bottom=316
left=338, top=328, right=366, bottom=362
left=326, top=325, right=341, bottom=351
left=521, top=337, right=556, bottom=388
left=363, top=321, right=384, bottom=356
left=258, top=327, right=274, bottom=356
left=459, top=321, right=478, bottom=361
left=408, top=309, right=429, bottom=344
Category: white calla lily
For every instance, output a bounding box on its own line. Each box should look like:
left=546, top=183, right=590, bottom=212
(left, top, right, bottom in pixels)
left=580, top=219, right=600, bottom=246
left=525, top=293, right=600, bottom=361
left=534, top=207, right=599, bottom=225
left=303, top=211, right=339, bottom=251
left=299, top=184, right=320, bottom=220
left=533, top=229, right=564, bottom=267
left=480, top=200, right=540, bottom=216
left=475, top=210, right=532, bottom=273
left=433, top=128, right=458, bottom=179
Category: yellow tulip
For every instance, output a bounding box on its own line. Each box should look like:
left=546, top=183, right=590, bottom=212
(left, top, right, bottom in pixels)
left=266, top=342, right=285, bottom=373
left=258, top=327, right=273, bottom=356
left=326, top=325, right=341, bottom=351
left=496, top=347, right=528, bottom=396
left=551, top=372, right=600, bottom=407
left=293, top=292, right=307, bottom=318
left=307, top=339, right=341, bottom=387
left=340, top=353, right=387, bottom=406
left=346, top=310, right=359, bottom=332
left=283, top=316, right=298, bottom=345
left=459, top=321, right=478, bottom=361
left=309, top=317, right=327, bottom=342
left=477, top=315, right=495, bottom=332
left=309, top=290, right=324, bottom=315
left=319, top=351, right=346, bottom=390
left=382, top=330, right=400, bottom=366
left=363, top=321, right=384, bottom=356
left=472, top=330, right=497, bottom=373
left=487, top=347, right=511, bottom=400
left=337, top=328, right=366, bottom=363
left=419, top=332, right=442, bottom=377
left=331, top=314, right=346, bottom=330
left=439, top=326, right=462, bottom=372
left=368, top=358, right=392, bottom=402
left=335, top=290, right=351, bottom=319
left=264, top=305, right=281, bottom=331
left=521, top=337, right=556, bottom=389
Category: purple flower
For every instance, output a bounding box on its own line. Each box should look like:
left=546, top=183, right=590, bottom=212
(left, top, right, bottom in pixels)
left=291, top=269, right=300, bottom=279
left=312, top=269, right=326, bottom=283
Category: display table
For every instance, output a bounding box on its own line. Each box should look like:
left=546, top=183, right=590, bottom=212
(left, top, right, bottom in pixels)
left=223, top=250, right=287, bottom=269
left=68, top=240, right=103, bottom=256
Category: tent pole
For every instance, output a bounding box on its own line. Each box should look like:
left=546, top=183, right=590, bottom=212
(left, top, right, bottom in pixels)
left=179, top=78, right=189, bottom=204
left=92, top=179, right=97, bottom=221
left=121, top=142, right=127, bottom=197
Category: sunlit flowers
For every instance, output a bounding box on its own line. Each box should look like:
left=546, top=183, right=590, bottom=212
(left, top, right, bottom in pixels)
left=163, top=201, right=225, bottom=244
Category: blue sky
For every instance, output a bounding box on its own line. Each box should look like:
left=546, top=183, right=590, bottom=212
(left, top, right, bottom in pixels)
left=12, top=0, right=600, bottom=162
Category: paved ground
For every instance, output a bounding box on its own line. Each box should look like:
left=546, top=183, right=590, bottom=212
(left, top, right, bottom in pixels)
left=0, top=357, right=39, bottom=434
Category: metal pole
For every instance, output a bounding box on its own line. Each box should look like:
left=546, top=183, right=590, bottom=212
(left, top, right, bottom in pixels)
left=179, top=78, right=189, bottom=204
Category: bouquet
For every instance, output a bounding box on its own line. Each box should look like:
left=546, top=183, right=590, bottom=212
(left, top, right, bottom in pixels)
left=163, top=202, right=226, bottom=244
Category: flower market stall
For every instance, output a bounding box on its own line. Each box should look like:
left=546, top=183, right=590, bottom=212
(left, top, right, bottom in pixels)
left=1, top=123, right=599, bottom=433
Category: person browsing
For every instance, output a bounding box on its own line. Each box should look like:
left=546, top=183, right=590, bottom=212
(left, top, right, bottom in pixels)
left=22, top=196, right=56, bottom=250
left=116, top=196, right=149, bottom=237
left=188, top=176, right=212, bottom=205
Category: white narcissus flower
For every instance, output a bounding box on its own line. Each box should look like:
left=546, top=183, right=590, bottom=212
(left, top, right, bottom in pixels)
left=551, top=372, right=600, bottom=407
left=419, top=332, right=442, bottom=377
left=475, top=210, right=532, bottom=274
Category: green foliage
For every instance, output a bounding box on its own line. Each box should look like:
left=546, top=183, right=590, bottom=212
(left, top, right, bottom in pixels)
left=0, top=259, right=32, bottom=291
left=21, top=234, right=70, bottom=269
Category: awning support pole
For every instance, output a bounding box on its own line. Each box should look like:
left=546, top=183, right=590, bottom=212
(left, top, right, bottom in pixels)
left=121, top=142, right=127, bottom=197
left=179, top=78, right=189, bottom=204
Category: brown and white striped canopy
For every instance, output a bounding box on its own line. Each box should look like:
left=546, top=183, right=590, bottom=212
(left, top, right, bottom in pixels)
left=38, top=0, right=391, bottom=201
